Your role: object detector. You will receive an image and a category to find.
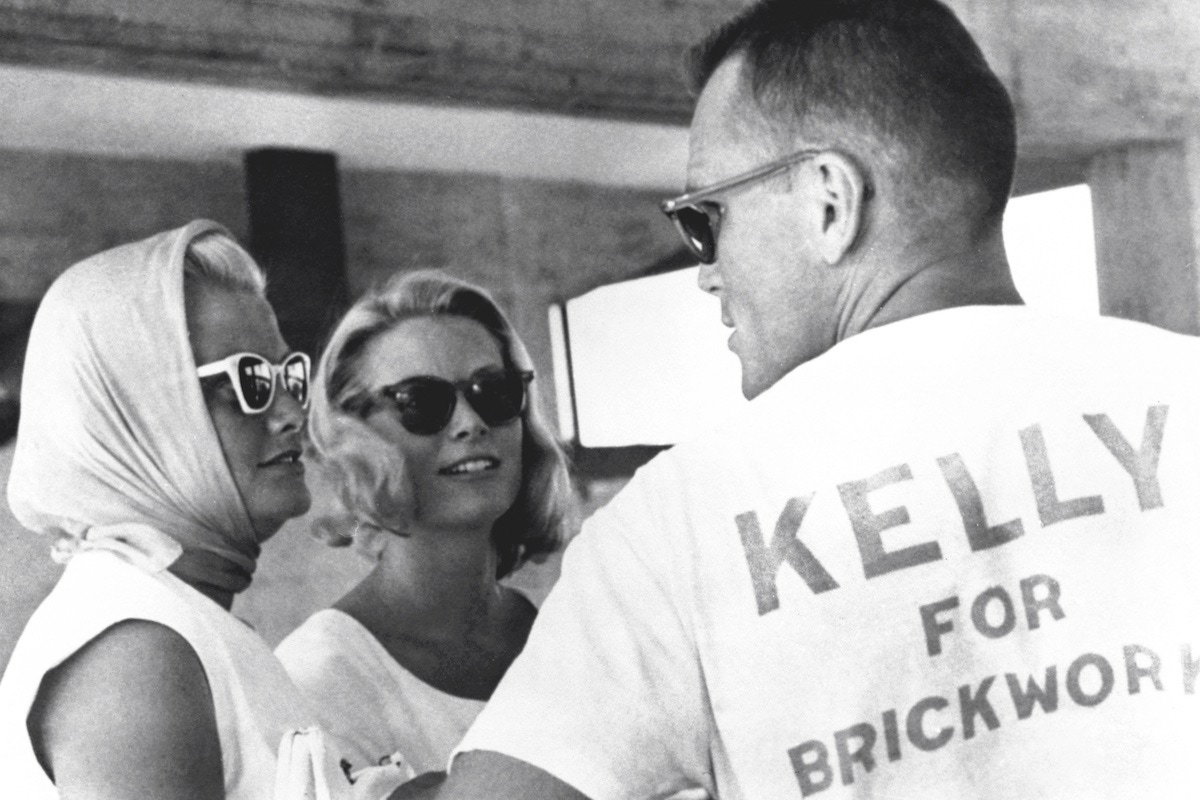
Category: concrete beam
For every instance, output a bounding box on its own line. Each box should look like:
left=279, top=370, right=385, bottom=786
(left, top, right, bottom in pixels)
left=0, top=64, right=690, bottom=191
left=0, top=0, right=725, bottom=122
left=985, top=0, right=1200, bottom=160
left=0, top=0, right=1195, bottom=160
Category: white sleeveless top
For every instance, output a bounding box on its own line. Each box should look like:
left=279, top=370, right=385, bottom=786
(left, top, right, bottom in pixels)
left=276, top=560, right=557, bottom=775
left=277, top=608, right=488, bottom=775
left=0, top=547, right=318, bottom=799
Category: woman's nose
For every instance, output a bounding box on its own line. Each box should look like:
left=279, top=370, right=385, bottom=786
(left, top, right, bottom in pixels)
left=446, top=393, right=488, bottom=440
left=265, top=377, right=306, bottom=433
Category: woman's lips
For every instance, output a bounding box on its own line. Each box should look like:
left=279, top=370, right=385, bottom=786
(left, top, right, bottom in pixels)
left=259, top=449, right=302, bottom=468
left=438, top=456, right=500, bottom=476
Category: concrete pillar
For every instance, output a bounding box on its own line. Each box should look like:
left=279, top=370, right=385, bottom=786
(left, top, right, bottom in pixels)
left=1089, top=139, right=1200, bottom=334
left=244, top=148, right=350, bottom=358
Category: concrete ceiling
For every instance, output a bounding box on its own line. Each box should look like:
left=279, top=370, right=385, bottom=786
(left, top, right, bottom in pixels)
left=0, top=63, right=690, bottom=189
left=0, top=0, right=1196, bottom=172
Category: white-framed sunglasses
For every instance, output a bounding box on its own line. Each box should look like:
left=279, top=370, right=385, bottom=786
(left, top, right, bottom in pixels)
left=195, top=351, right=311, bottom=415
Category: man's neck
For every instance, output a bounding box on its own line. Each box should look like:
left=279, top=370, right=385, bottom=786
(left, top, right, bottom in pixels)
left=844, top=232, right=1021, bottom=337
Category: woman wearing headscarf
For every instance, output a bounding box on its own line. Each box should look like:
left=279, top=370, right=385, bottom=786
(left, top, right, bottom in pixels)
left=0, top=221, right=389, bottom=799
left=275, top=271, right=573, bottom=776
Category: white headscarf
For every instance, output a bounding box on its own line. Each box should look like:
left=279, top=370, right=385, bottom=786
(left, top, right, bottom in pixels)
left=7, top=220, right=262, bottom=594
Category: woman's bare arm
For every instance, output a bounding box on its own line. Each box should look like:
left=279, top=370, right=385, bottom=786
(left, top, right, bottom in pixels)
left=28, top=619, right=225, bottom=800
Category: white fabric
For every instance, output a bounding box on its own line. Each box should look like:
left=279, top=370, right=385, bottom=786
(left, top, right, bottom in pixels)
left=276, top=587, right=538, bottom=776
left=6, top=220, right=259, bottom=590
left=0, top=547, right=319, bottom=799
left=48, top=520, right=184, bottom=571
left=277, top=729, right=345, bottom=800
left=457, top=306, right=1200, bottom=800
left=275, top=727, right=412, bottom=800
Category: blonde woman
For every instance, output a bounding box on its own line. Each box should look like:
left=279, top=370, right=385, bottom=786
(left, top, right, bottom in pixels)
left=276, top=271, right=572, bottom=776
left=0, top=222, right=321, bottom=798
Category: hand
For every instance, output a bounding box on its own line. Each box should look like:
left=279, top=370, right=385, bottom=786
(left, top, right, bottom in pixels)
left=387, top=770, right=447, bottom=800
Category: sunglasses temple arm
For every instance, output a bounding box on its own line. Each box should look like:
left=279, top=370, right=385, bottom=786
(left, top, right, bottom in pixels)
left=661, top=150, right=822, bottom=213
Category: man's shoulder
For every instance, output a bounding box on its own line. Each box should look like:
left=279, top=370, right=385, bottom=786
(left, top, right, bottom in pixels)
left=771, top=305, right=1199, bottom=395
left=615, top=307, right=1199, bottom=479
left=574, top=305, right=1200, bottom=550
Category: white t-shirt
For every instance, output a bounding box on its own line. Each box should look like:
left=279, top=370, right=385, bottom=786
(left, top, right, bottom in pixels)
left=456, top=307, right=1200, bottom=800
left=0, top=548, right=319, bottom=799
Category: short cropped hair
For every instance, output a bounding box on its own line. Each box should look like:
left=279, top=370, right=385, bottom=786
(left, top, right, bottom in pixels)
left=183, top=231, right=268, bottom=297
left=689, top=0, right=1016, bottom=228
left=310, top=270, right=572, bottom=578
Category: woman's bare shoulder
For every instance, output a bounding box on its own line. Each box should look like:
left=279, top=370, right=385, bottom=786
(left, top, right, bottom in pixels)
left=29, top=618, right=225, bottom=800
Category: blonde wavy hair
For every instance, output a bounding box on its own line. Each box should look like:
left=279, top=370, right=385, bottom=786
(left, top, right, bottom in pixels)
left=309, top=270, right=572, bottom=578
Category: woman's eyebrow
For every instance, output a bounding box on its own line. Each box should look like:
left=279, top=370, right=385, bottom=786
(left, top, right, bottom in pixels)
left=466, top=364, right=509, bottom=379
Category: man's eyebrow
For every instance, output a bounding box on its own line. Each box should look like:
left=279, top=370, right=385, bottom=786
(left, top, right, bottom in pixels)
left=676, top=174, right=706, bottom=196
left=683, top=159, right=719, bottom=194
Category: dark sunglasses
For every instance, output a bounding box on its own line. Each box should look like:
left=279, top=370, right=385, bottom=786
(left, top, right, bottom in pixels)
left=379, top=368, right=534, bottom=436
left=196, top=351, right=311, bottom=415
left=660, top=148, right=824, bottom=264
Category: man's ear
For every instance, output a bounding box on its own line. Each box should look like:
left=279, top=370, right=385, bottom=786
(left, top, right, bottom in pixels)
left=811, top=151, right=868, bottom=265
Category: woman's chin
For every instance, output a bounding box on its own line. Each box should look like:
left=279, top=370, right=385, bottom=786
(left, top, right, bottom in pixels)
left=251, top=490, right=314, bottom=543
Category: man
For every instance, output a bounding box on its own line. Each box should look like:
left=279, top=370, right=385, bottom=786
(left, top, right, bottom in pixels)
left=406, top=0, right=1200, bottom=797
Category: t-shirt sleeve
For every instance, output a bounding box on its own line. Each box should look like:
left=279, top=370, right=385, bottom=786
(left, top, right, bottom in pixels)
left=453, top=469, right=714, bottom=800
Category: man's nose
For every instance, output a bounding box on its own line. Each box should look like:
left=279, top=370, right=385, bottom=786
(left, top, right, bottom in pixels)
left=697, top=260, right=722, bottom=294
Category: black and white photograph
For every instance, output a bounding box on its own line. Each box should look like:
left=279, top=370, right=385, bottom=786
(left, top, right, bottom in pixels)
left=0, top=1, right=1198, bottom=798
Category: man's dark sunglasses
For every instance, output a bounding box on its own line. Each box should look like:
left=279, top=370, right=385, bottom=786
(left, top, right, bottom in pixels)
left=659, top=148, right=824, bottom=264
left=379, top=368, right=534, bottom=436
